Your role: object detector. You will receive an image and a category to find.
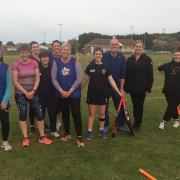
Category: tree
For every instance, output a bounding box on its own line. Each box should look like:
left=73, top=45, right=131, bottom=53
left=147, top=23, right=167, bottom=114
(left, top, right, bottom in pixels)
left=68, top=38, right=78, bottom=55
left=6, top=41, right=15, bottom=46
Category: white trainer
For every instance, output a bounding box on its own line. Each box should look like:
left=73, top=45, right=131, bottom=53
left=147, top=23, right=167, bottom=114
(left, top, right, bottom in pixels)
left=51, top=131, right=60, bottom=138
left=172, top=120, right=180, bottom=128
left=1, top=141, right=12, bottom=151
left=159, top=121, right=166, bottom=130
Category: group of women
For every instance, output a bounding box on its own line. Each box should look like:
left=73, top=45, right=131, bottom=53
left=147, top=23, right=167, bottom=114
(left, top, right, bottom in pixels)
left=0, top=39, right=179, bottom=151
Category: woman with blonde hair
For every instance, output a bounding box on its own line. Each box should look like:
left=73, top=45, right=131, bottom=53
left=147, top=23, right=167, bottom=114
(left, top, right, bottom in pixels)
left=51, top=43, right=84, bottom=147
left=124, top=40, right=154, bottom=131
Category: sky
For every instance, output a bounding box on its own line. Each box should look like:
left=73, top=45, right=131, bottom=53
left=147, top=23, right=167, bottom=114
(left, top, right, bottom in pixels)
left=0, top=0, right=180, bottom=43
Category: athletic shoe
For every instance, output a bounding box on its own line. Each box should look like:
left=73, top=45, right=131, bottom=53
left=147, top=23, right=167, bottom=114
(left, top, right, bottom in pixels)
left=1, top=141, right=12, bottom=151
left=76, top=137, right=85, bottom=147
left=118, top=126, right=129, bottom=132
left=39, top=136, right=53, bottom=145
left=61, top=133, right=71, bottom=142
left=51, top=131, right=60, bottom=138
left=56, top=119, right=61, bottom=131
left=99, top=130, right=108, bottom=139
left=159, top=120, right=166, bottom=130
left=22, top=138, right=30, bottom=147
left=104, top=126, right=109, bottom=133
left=172, top=120, right=180, bottom=128
left=85, top=131, right=93, bottom=141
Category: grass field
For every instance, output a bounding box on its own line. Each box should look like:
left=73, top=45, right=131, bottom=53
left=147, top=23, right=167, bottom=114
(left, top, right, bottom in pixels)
left=0, top=53, right=180, bottom=180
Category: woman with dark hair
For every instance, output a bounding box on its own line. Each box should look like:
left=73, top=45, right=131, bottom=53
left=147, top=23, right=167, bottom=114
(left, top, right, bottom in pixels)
left=0, top=46, right=12, bottom=150
left=158, top=47, right=180, bottom=129
left=124, top=40, right=154, bottom=131
left=38, top=51, right=60, bottom=137
left=83, top=47, right=122, bottom=141
left=49, top=40, right=62, bottom=131
left=51, top=43, right=84, bottom=147
left=12, top=44, right=53, bottom=147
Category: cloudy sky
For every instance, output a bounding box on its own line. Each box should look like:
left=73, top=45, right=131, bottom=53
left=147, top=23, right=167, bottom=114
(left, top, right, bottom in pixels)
left=0, top=0, right=180, bottom=43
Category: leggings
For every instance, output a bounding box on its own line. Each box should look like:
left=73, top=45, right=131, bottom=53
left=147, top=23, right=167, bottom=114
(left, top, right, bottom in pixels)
left=163, top=94, right=180, bottom=121
left=58, top=98, right=82, bottom=137
left=0, top=109, right=10, bottom=141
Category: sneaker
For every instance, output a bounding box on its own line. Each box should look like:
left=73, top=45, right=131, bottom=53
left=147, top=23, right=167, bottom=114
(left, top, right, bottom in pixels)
left=56, top=119, right=61, bottom=131
left=172, top=120, right=180, bottom=128
left=61, top=133, right=71, bottom=142
left=39, top=136, right=53, bottom=145
left=30, top=126, right=36, bottom=134
left=159, top=120, right=166, bottom=130
left=85, top=131, right=93, bottom=141
left=104, top=126, right=109, bottom=133
left=1, top=141, right=12, bottom=151
left=22, top=138, right=30, bottom=147
left=51, top=131, right=60, bottom=138
left=76, top=137, right=85, bottom=147
left=118, top=126, right=129, bottom=132
left=99, top=130, right=108, bottom=139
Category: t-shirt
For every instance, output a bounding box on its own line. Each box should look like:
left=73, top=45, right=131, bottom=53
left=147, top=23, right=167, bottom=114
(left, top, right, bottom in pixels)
left=85, top=61, right=111, bottom=96
left=12, top=59, right=38, bottom=92
left=103, top=51, right=126, bottom=89
left=38, top=63, right=55, bottom=97
left=158, top=60, right=180, bottom=95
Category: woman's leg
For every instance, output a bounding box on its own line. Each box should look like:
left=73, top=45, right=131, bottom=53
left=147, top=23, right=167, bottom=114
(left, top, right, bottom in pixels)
left=98, top=105, right=106, bottom=130
left=47, top=96, right=57, bottom=133
left=59, top=99, right=70, bottom=134
left=15, top=93, right=28, bottom=138
left=0, top=110, right=9, bottom=141
left=69, top=98, right=82, bottom=137
left=130, top=92, right=145, bottom=128
left=29, top=94, right=45, bottom=137
left=87, top=104, right=96, bottom=131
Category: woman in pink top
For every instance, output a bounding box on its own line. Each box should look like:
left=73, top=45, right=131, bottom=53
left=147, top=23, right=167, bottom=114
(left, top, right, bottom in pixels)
left=12, top=44, right=52, bottom=147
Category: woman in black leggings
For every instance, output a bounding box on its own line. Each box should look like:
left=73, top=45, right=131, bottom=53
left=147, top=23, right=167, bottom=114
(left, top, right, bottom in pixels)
left=0, top=46, right=12, bottom=150
left=124, top=40, right=154, bottom=131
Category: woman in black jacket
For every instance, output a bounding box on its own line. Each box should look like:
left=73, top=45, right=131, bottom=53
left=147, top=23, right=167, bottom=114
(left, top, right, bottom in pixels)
left=124, top=40, right=154, bottom=131
left=158, top=47, right=180, bottom=130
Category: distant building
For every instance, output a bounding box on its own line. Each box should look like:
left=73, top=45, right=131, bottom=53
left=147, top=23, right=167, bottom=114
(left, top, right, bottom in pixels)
left=5, top=46, right=18, bottom=52
left=83, top=38, right=135, bottom=54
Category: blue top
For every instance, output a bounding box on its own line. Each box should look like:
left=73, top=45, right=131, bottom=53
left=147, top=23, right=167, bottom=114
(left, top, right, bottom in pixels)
left=103, top=51, right=126, bottom=87
left=0, top=63, right=11, bottom=107
left=55, top=57, right=81, bottom=98
left=49, top=51, right=60, bottom=65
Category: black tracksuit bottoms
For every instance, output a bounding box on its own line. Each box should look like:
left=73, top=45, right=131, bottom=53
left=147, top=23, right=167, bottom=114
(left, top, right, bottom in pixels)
left=0, top=109, right=10, bottom=141
left=58, top=98, right=82, bottom=137
left=39, top=95, right=57, bottom=132
left=130, top=92, right=146, bottom=128
left=163, top=94, right=180, bottom=121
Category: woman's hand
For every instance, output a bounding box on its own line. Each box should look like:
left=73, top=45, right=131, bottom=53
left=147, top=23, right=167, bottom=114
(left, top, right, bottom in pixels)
left=25, top=91, right=34, bottom=99
left=59, top=88, right=69, bottom=98
left=120, top=88, right=125, bottom=96
left=0, top=103, right=7, bottom=110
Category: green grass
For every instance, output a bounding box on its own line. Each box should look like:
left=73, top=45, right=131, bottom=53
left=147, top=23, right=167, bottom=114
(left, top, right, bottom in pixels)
left=0, top=53, right=180, bottom=180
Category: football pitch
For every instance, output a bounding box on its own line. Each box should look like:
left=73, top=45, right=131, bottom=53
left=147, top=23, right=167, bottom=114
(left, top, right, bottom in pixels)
left=0, top=53, right=180, bottom=180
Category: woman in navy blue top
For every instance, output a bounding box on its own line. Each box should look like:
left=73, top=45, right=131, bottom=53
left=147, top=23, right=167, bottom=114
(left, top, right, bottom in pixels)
left=0, top=47, right=12, bottom=150
left=51, top=43, right=84, bottom=147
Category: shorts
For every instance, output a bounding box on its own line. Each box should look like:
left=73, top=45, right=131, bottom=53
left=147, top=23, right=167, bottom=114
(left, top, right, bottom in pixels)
left=15, top=92, right=43, bottom=121
left=87, top=93, right=108, bottom=105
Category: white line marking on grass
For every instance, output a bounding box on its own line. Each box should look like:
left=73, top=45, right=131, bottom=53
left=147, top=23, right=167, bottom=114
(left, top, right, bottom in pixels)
left=146, top=97, right=165, bottom=100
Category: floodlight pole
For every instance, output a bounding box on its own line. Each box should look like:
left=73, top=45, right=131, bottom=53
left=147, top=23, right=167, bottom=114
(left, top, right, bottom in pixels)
left=58, top=24, right=63, bottom=42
